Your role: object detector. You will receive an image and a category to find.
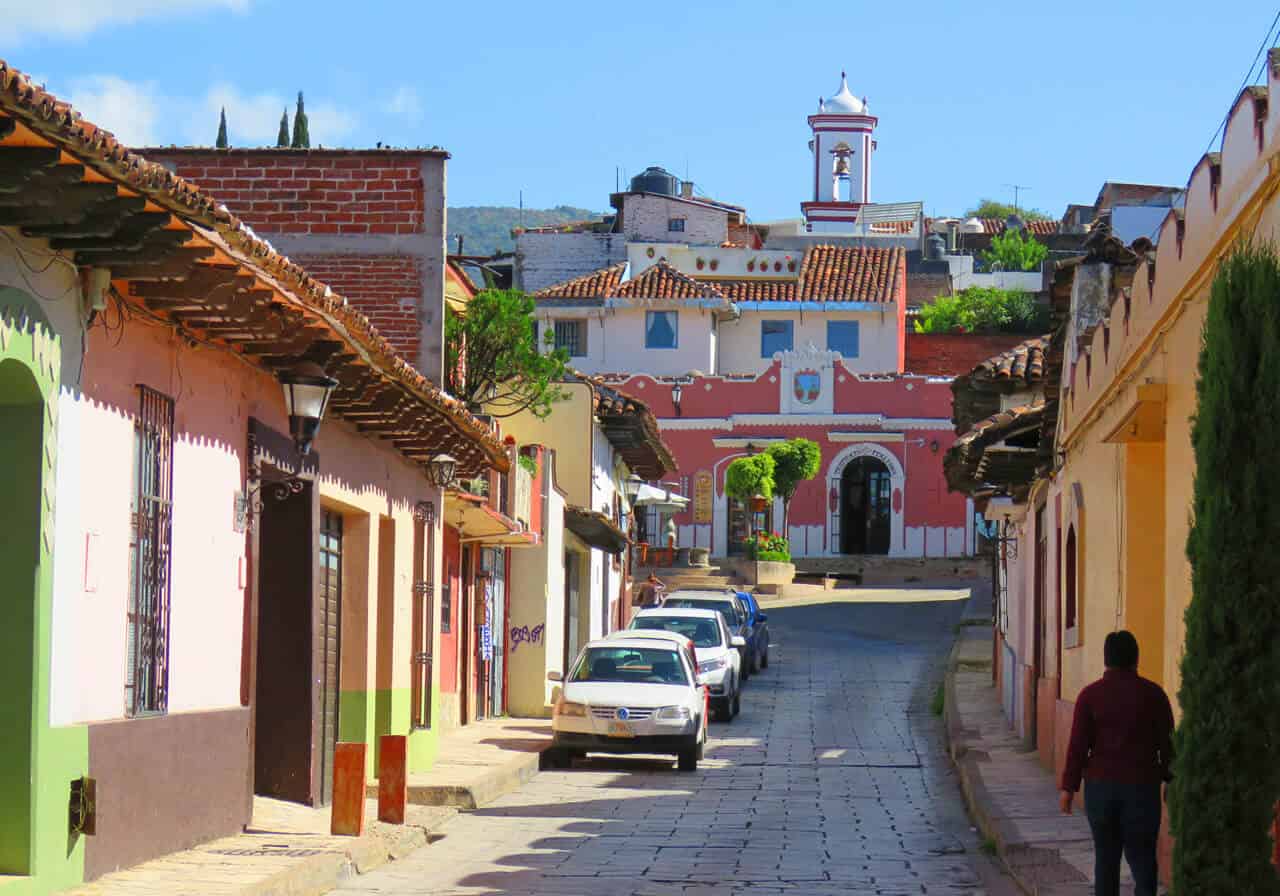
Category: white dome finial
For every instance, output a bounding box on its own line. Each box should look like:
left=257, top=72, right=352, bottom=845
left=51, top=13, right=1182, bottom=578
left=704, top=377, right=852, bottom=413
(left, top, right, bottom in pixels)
left=822, top=71, right=866, bottom=115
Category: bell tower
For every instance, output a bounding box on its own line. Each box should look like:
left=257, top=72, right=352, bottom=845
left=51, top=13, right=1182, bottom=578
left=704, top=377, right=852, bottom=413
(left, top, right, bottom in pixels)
left=801, top=72, right=878, bottom=233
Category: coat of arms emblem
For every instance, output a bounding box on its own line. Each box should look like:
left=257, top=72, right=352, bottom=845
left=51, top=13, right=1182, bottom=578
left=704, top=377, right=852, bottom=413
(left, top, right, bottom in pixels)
left=793, top=369, right=821, bottom=404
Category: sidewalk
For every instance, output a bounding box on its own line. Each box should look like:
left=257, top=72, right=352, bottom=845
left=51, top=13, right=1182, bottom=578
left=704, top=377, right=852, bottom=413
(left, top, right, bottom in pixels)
left=945, top=618, right=1132, bottom=895
left=62, top=718, right=551, bottom=896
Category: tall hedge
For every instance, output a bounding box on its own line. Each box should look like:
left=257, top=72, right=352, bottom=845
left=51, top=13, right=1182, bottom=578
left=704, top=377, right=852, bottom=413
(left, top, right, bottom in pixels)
left=1172, top=242, right=1280, bottom=895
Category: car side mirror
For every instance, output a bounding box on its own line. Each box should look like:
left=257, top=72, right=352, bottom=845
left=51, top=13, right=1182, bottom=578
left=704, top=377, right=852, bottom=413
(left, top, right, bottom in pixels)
left=547, top=670, right=563, bottom=682
left=758, top=613, right=768, bottom=622
left=730, top=636, right=746, bottom=648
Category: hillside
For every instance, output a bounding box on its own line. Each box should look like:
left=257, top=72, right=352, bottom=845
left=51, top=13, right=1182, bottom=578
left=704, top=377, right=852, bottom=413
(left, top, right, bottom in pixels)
left=447, top=205, right=604, bottom=255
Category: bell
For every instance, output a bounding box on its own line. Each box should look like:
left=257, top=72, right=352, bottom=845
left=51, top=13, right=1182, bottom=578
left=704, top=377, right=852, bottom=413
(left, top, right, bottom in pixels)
left=834, top=157, right=851, bottom=176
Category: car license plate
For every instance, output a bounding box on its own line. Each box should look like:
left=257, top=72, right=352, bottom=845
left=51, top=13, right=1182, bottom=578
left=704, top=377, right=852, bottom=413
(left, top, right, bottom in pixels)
left=607, top=721, right=634, bottom=738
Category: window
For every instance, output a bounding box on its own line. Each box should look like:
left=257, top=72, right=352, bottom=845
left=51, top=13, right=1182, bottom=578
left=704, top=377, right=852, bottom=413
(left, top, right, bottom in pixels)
left=554, top=319, right=586, bottom=357
left=441, top=565, right=454, bottom=633
left=126, top=386, right=175, bottom=716
left=645, top=310, right=678, bottom=349
left=1064, top=525, right=1079, bottom=648
left=761, top=320, right=793, bottom=357
left=668, top=218, right=686, bottom=232
left=827, top=320, right=860, bottom=358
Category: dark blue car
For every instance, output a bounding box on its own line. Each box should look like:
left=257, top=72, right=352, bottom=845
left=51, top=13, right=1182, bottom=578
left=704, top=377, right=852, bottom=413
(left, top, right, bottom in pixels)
left=735, top=591, right=771, bottom=673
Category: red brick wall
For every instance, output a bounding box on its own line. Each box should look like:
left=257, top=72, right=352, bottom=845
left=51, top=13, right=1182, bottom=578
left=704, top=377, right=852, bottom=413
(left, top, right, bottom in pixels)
left=904, top=332, right=1030, bottom=377
left=293, top=253, right=421, bottom=359
left=151, top=151, right=426, bottom=235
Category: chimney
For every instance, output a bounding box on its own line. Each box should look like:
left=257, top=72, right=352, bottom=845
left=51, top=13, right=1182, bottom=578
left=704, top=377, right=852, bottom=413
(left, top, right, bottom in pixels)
left=680, top=180, right=693, bottom=199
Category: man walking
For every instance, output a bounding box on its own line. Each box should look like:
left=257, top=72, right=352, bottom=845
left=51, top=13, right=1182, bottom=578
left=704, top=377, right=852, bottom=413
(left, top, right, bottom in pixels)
left=1059, top=630, right=1174, bottom=896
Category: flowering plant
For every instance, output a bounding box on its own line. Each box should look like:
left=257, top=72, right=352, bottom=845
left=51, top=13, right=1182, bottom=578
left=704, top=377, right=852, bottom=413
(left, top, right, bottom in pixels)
left=742, top=531, right=790, bottom=562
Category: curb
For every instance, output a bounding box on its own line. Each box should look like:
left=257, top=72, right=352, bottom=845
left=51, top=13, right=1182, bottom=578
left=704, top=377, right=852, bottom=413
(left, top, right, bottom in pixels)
left=367, top=745, right=547, bottom=810
left=942, top=628, right=1032, bottom=896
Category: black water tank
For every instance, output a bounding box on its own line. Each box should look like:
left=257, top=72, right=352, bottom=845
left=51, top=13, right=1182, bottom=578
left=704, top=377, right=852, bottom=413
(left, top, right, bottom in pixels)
left=630, top=166, right=678, bottom=196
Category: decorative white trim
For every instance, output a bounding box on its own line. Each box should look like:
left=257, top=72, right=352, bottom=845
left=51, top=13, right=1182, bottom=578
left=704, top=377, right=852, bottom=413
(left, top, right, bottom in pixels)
left=657, top=413, right=952, bottom=431
left=711, top=437, right=787, bottom=448
left=828, top=432, right=904, bottom=443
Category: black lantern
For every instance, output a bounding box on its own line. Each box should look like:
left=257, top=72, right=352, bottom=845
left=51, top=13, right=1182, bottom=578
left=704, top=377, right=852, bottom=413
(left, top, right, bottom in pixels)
left=670, top=381, right=683, bottom=417
left=278, top=362, right=338, bottom=456
left=427, top=453, right=458, bottom=489
left=623, top=472, right=644, bottom=506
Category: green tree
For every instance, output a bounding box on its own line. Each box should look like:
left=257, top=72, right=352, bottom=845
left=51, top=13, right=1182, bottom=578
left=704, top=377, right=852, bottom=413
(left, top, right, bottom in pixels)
left=723, top=454, right=775, bottom=504
left=276, top=110, right=290, bottom=148
left=291, top=92, right=310, bottom=149
left=983, top=228, right=1048, bottom=272
left=1171, top=242, right=1280, bottom=896
left=766, top=438, right=820, bottom=533
left=914, top=287, right=1048, bottom=334
left=445, top=289, right=570, bottom=418
left=965, top=199, right=1050, bottom=221
left=215, top=107, right=228, bottom=149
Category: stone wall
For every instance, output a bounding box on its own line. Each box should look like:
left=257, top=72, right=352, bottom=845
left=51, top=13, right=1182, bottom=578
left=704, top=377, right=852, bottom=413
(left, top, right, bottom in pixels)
left=516, top=231, right=628, bottom=293
left=621, top=194, right=728, bottom=245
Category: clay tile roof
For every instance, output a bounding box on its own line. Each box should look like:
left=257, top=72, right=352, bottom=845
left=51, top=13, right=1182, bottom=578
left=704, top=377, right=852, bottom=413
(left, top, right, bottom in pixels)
left=798, top=245, right=902, bottom=302
left=943, top=401, right=1046, bottom=496
left=0, top=57, right=506, bottom=475
left=698, top=279, right=797, bottom=302
left=973, top=335, right=1049, bottom=385
left=533, top=262, right=626, bottom=300
left=611, top=260, right=725, bottom=300
left=571, top=372, right=676, bottom=478
left=980, top=218, right=1060, bottom=236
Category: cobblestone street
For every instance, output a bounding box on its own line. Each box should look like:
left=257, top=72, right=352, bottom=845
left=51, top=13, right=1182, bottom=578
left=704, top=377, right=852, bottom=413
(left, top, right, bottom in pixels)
left=336, top=590, right=1010, bottom=895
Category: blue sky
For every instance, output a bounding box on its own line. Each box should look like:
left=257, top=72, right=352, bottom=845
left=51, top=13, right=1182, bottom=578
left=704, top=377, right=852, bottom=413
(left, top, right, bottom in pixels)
left=4, top=1, right=1276, bottom=222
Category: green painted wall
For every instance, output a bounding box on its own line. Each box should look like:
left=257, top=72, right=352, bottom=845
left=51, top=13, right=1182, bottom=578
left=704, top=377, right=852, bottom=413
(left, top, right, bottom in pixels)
left=0, top=311, right=90, bottom=895
left=338, top=687, right=442, bottom=779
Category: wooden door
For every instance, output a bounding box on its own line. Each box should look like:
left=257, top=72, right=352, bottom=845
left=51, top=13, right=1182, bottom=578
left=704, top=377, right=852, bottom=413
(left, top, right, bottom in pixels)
left=317, top=509, right=343, bottom=806
left=460, top=546, right=472, bottom=725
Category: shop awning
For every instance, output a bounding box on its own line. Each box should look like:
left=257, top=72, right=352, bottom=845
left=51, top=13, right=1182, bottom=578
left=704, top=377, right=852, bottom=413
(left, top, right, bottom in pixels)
left=564, top=505, right=629, bottom=555
left=445, top=490, right=538, bottom=548
left=633, top=484, right=689, bottom=510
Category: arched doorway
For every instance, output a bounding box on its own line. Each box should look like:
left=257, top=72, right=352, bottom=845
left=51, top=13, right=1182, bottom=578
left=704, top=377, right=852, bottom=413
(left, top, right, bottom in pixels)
left=840, top=456, right=892, bottom=554
left=0, top=356, right=43, bottom=874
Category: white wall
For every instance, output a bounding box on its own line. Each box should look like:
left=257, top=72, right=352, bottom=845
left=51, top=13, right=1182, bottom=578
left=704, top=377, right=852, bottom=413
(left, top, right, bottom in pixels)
left=622, top=194, right=728, bottom=245
left=0, top=230, right=85, bottom=388
left=517, top=231, right=628, bottom=294
left=718, top=309, right=899, bottom=375
left=540, top=306, right=716, bottom=377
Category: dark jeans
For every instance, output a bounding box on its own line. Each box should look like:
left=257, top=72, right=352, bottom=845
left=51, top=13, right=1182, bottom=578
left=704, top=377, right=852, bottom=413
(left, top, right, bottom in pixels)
left=1083, top=779, right=1162, bottom=896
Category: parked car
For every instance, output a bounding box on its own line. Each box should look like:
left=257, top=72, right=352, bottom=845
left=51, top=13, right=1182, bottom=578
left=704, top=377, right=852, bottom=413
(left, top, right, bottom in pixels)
left=628, top=607, right=744, bottom=721
left=548, top=636, right=708, bottom=771
left=735, top=590, right=770, bottom=671
left=661, top=589, right=754, bottom=679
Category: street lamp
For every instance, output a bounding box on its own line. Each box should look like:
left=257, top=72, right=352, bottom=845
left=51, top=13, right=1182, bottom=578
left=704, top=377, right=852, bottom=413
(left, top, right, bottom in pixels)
left=427, top=453, right=458, bottom=489
left=670, top=381, right=683, bottom=417
left=278, top=362, right=339, bottom=457
left=623, top=472, right=644, bottom=506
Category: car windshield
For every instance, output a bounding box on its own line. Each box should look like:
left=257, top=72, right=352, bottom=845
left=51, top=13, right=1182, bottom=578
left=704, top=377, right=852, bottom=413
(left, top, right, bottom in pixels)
left=665, top=598, right=742, bottom=627
left=571, top=646, right=690, bottom=685
left=633, top=616, right=722, bottom=648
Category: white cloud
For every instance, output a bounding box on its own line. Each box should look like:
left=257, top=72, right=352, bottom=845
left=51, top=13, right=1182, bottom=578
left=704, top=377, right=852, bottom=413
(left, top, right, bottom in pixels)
left=0, top=0, right=249, bottom=43
left=65, top=75, right=161, bottom=146
left=194, top=85, right=359, bottom=147
left=385, top=86, right=423, bottom=124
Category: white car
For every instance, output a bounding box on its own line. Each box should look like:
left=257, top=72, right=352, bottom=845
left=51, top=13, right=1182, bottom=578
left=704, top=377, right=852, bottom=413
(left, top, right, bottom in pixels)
left=548, top=636, right=708, bottom=771
left=627, top=607, right=743, bottom=722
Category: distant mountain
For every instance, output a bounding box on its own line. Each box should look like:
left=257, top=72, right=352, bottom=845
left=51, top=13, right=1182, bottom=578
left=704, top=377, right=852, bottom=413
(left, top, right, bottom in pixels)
left=447, top=205, right=605, bottom=255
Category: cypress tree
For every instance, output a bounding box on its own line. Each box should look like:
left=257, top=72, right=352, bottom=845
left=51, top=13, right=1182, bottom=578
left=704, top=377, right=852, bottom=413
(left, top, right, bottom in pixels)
left=1171, top=242, right=1280, bottom=895
left=215, top=107, right=228, bottom=148
left=276, top=110, right=290, bottom=148
left=291, top=91, right=310, bottom=149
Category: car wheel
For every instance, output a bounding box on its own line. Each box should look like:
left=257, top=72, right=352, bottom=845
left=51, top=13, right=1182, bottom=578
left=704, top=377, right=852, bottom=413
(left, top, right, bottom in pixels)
left=762, top=646, right=770, bottom=669
left=544, top=748, right=568, bottom=769
left=731, top=687, right=741, bottom=718
left=713, top=697, right=731, bottom=721
left=678, top=746, right=698, bottom=772
left=740, top=653, right=750, bottom=681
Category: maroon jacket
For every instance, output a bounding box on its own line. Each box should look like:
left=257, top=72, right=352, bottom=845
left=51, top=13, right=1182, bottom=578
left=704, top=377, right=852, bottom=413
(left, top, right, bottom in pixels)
left=1060, top=667, right=1175, bottom=793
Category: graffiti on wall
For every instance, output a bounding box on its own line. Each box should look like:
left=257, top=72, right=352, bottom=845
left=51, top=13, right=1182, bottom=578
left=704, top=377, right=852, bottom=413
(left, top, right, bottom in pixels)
left=509, top=623, right=545, bottom=652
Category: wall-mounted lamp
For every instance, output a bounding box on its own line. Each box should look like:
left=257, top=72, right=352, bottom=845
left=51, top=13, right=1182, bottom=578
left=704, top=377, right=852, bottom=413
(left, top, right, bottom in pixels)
left=623, top=472, right=644, bottom=507
left=670, top=381, right=683, bottom=417
left=279, top=362, right=339, bottom=457
left=929, top=439, right=940, bottom=454
left=426, top=453, right=458, bottom=489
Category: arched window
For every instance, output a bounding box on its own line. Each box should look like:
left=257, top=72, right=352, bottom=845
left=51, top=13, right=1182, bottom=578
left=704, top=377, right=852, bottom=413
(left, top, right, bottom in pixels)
left=1064, top=524, right=1079, bottom=647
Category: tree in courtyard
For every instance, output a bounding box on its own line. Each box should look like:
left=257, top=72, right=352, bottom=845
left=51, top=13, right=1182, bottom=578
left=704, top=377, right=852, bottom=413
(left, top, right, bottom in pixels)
left=982, top=227, right=1048, bottom=272
left=723, top=454, right=775, bottom=505
left=444, top=288, right=570, bottom=418
left=965, top=199, right=1050, bottom=221
left=215, top=107, right=229, bottom=149
left=766, top=438, right=820, bottom=534
left=276, top=110, right=290, bottom=148
left=291, top=92, right=310, bottom=148
left=1170, top=242, right=1280, bottom=896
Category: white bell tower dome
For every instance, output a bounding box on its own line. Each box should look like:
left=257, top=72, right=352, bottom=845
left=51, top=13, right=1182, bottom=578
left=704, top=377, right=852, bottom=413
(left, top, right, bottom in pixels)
left=801, top=71, right=878, bottom=233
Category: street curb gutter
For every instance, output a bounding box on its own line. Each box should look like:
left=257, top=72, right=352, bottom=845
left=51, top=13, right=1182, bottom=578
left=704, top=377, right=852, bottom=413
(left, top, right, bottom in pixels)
left=366, top=747, right=547, bottom=810
left=942, top=628, right=1034, bottom=896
